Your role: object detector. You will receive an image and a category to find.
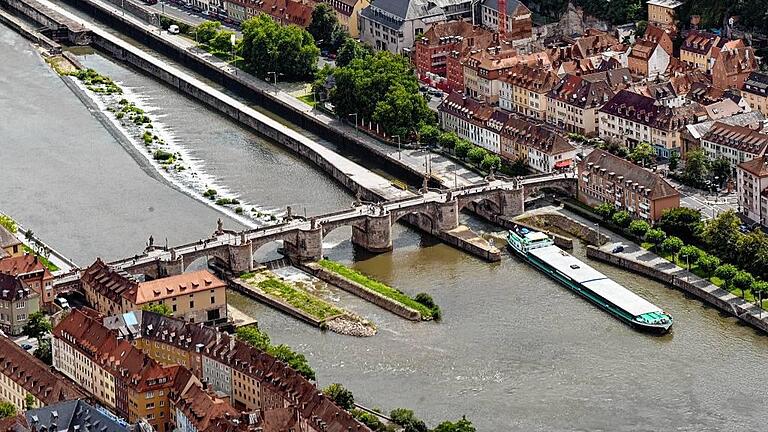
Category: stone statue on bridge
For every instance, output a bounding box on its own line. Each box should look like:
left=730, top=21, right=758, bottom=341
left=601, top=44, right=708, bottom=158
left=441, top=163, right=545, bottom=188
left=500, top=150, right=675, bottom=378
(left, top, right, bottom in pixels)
left=216, top=218, right=224, bottom=235
left=148, top=235, right=154, bottom=248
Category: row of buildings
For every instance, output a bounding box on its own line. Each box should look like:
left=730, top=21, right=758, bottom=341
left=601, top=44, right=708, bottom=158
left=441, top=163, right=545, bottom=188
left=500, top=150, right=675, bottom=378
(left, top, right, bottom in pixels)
left=51, top=308, right=368, bottom=432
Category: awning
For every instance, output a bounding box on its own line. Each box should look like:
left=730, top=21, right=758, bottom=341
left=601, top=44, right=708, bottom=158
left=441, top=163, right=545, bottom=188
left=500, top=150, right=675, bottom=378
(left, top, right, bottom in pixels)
left=554, top=159, right=572, bottom=168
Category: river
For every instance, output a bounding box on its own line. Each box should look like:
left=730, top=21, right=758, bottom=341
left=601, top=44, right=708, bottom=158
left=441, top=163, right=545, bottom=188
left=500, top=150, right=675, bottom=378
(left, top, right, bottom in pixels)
left=2, top=24, right=767, bottom=431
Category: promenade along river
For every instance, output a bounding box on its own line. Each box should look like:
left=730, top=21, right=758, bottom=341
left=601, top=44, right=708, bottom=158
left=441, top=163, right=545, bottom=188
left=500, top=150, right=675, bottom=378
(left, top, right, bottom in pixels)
left=2, top=24, right=768, bottom=431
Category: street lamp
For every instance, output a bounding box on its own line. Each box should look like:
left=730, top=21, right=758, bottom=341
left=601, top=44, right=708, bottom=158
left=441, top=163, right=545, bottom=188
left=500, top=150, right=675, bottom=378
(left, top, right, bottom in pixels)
left=267, top=71, right=279, bottom=90
left=392, top=135, right=401, bottom=160
left=348, top=113, right=358, bottom=135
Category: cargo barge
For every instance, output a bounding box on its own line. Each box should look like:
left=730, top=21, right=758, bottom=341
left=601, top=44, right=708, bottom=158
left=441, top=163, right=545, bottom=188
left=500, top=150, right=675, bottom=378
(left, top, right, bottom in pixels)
left=507, top=225, right=672, bottom=333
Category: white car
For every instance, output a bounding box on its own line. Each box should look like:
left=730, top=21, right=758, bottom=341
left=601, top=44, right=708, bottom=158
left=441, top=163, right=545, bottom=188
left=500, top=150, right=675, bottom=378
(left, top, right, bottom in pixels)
left=168, top=24, right=180, bottom=35
left=55, top=297, right=70, bottom=309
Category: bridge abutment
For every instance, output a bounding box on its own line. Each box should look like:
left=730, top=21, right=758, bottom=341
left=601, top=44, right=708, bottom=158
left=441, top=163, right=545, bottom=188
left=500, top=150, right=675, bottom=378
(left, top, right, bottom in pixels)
left=499, top=188, right=525, bottom=218
left=351, top=214, right=392, bottom=252
left=228, top=241, right=254, bottom=274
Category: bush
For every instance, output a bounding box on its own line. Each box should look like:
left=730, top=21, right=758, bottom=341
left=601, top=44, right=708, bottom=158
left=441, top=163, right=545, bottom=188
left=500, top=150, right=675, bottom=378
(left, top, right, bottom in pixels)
left=0, top=215, right=17, bottom=233
left=594, top=203, right=615, bottom=220
left=611, top=210, right=631, bottom=228
left=235, top=206, right=244, bottom=214
left=203, top=189, right=218, bottom=199
left=390, top=408, right=428, bottom=432
left=153, top=149, right=174, bottom=161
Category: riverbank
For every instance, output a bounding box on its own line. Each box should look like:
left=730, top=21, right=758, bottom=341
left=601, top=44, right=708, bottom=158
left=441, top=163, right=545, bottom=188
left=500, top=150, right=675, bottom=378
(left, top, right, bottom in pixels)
left=588, top=243, right=768, bottom=334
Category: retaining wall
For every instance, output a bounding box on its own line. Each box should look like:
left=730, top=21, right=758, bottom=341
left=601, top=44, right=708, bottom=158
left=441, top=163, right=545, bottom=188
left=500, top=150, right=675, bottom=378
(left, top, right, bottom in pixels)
left=302, top=263, right=422, bottom=321
left=227, top=277, right=323, bottom=328
left=587, top=246, right=768, bottom=334
left=0, top=7, right=61, bottom=52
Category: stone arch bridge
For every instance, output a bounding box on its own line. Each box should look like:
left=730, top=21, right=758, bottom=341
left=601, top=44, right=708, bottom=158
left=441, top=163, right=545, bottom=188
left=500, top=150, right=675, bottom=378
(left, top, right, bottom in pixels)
left=108, top=175, right=575, bottom=277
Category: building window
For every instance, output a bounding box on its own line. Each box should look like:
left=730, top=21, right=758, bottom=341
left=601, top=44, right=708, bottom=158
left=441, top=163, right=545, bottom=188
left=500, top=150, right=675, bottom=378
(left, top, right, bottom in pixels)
left=211, top=296, right=215, bottom=304
left=189, top=301, right=194, bottom=309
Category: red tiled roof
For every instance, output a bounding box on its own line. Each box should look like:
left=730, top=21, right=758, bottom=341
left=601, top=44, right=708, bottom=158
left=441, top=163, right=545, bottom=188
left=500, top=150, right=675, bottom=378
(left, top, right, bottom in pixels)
left=738, top=155, right=768, bottom=177
left=578, top=149, right=680, bottom=200
left=547, top=74, right=614, bottom=108
left=501, top=117, right=575, bottom=156
left=702, top=122, right=768, bottom=156
left=0, top=255, right=52, bottom=280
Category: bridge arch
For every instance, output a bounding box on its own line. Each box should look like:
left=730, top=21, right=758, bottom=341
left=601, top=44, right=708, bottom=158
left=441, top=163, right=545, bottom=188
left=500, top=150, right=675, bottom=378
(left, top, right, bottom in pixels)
left=390, top=209, right=436, bottom=233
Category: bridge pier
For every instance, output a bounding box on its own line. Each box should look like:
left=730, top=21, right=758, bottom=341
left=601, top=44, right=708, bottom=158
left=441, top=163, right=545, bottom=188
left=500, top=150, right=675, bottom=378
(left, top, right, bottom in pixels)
left=284, top=227, right=323, bottom=263
left=351, top=213, right=392, bottom=252
left=228, top=241, right=254, bottom=274
left=433, top=199, right=460, bottom=232
left=498, top=188, right=525, bottom=218
left=158, top=256, right=184, bottom=278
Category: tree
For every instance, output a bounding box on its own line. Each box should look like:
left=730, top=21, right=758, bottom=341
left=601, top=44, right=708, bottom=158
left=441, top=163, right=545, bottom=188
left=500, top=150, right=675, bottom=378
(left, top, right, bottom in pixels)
left=436, top=131, right=460, bottom=150
left=678, top=245, right=702, bottom=269
left=611, top=210, right=631, bottom=228
left=467, top=147, right=487, bottom=165
left=709, top=156, right=731, bottom=187
left=307, top=3, right=339, bottom=50
left=419, top=125, right=442, bottom=147
left=323, top=383, right=355, bottom=410
left=433, top=417, right=476, bottom=432
left=657, top=207, right=703, bottom=245
left=389, top=408, right=428, bottom=432
left=24, top=393, right=35, bottom=410
left=660, top=236, right=684, bottom=256
left=714, top=264, right=738, bottom=289
left=683, top=149, right=709, bottom=187
left=454, top=140, right=472, bottom=159
left=702, top=210, right=742, bottom=262
left=194, top=20, right=222, bottom=44
left=696, top=253, right=721, bottom=275
left=35, top=339, right=52, bottom=365
left=480, top=154, right=501, bottom=171
left=236, top=324, right=271, bottom=350
left=751, top=280, right=768, bottom=309
left=594, top=203, right=616, bottom=220
left=268, top=344, right=315, bottom=381
left=241, top=14, right=319, bottom=81
left=732, top=271, right=755, bottom=298
left=209, top=30, right=235, bottom=54
left=372, top=83, right=434, bottom=136
left=22, top=312, right=51, bottom=341
left=141, top=303, right=173, bottom=317
left=0, top=215, right=16, bottom=233
left=0, top=402, right=16, bottom=419
left=350, top=409, right=386, bottom=431
left=668, top=152, right=680, bottom=171
left=645, top=228, right=666, bottom=246
left=629, top=142, right=655, bottom=167
left=735, top=230, right=768, bottom=279
left=629, top=219, right=650, bottom=238
left=336, top=38, right=371, bottom=67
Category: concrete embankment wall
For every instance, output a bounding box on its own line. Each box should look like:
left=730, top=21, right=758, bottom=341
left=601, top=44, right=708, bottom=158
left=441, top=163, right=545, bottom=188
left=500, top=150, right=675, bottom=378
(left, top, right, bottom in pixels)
left=0, top=7, right=61, bottom=52
left=301, top=263, right=422, bottom=321
left=227, top=277, right=323, bottom=328
left=587, top=246, right=768, bottom=334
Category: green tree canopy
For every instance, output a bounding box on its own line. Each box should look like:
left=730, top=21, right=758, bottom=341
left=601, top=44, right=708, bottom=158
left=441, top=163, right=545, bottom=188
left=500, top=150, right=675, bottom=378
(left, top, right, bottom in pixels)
left=481, top=154, right=501, bottom=171
left=751, top=280, right=768, bottom=306
left=389, top=408, right=428, bottom=432
left=0, top=215, right=16, bottom=233
left=209, top=30, right=235, bottom=54
left=22, top=312, right=51, bottom=341
left=594, top=203, right=616, bottom=220
left=35, top=339, right=52, bottom=365
left=657, top=207, right=703, bottom=245
left=709, top=157, right=731, bottom=187
left=683, top=149, right=709, bottom=187
left=195, top=20, right=221, bottom=44
left=732, top=271, right=755, bottom=297
left=336, top=38, right=371, bottom=67
left=141, top=303, right=173, bottom=317
left=323, top=383, right=355, bottom=410
left=436, top=130, right=460, bottom=150
left=433, top=417, right=476, bottom=432
left=24, top=394, right=35, bottom=410
left=660, top=236, right=684, bottom=255
left=454, top=140, right=472, bottom=159
left=629, top=219, right=650, bottom=238
left=679, top=245, right=702, bottom=267
left=668, top=152, right=680, bottom=171
left=307, top=3, right=339, bottom=50
left=696, top=253, right=721, bottom=274
left=241, top=14, right=319, bottom=81
left=734, top=230, right=768, bottom=280
left=645, top=228, right=666, bottom=245
left=715, top=264, right=738, bottom=288
left=0, top=402, right=16, bottom=419
left=268, top=344, right=315, bottom=381
left=236, top=324, right=272, bottom=350
left=629, top=142, right=655, bottom=167
left=328, top=50, right=433, bottom=136
left=611, top=210, right=632, bottom=228
left=467, top=146, right=488, bottom=165
left=702, top=210, right=742, bottom=262
left=419, top=125, right=442, bottom=147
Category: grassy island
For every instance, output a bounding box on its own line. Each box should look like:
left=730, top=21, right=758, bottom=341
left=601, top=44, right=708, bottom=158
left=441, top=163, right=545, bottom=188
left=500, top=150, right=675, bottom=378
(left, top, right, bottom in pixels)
left=240, top=271, right=343, bottom=320
left=317, top=259, right=440, bottom=319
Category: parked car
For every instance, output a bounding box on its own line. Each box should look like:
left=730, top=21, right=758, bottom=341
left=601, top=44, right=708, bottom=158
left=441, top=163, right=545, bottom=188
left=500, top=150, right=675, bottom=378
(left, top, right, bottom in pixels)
left=55, top=297, right=70, bottom=309
left=21, top=343, right=33, bottom=350
left=428, top=88, right=443, bottom=97
left=168, top=24, right=180, bottom=34
left=739, top=224, right=750, bottom=233
left=612, top=245, right=625, bottom=253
